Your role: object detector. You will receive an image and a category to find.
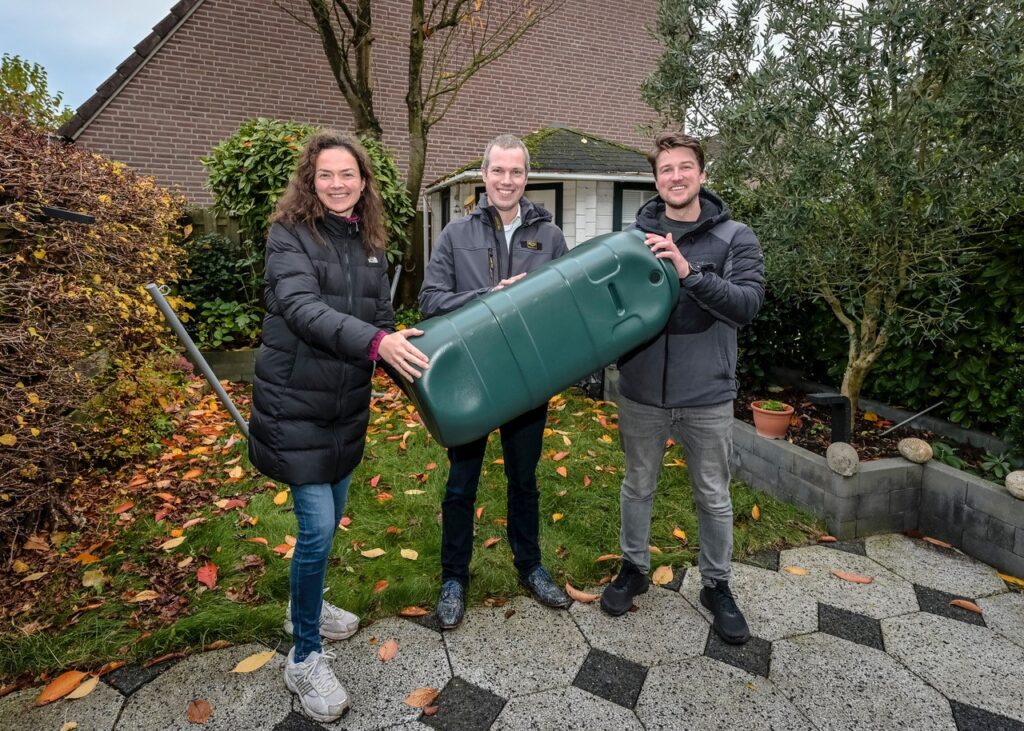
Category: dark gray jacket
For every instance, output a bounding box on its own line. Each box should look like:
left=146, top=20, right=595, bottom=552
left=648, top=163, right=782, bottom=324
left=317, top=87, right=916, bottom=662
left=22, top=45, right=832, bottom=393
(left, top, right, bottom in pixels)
left=618, top=189, right=765, bottom=408
left=419, top=196, right=568, bottom=317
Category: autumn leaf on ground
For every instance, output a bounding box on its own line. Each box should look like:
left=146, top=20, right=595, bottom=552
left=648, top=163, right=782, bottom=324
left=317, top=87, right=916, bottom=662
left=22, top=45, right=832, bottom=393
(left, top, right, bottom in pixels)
left=361, top=548, right=386, bottom=558
left=783, top=566, right=809, bottom=576
left=82, top=570, right=107, bottom=588
left=863, top=411, right=879, bottom=422
left=399, top=606, right=429, bottom=617
left=377, top=639, right=399, bottom=662
left=493, top=458, right=504, bottom=465
left=401, top=548, right=419, bottom=560
left=999, top=572, right=1024, bottom=588
left=404, top=489, right=425, bottom=495
left=751, top=505, right=761, bottom=520
left=246, top=537, right=268, bottom=546
left=595, top=553, right=621, bottom=562
left=59, top=723, right=77, bottom=731
left=160, top=536, right=186, bottom=551
left=67, top=674, right=99, bottom=700
left=599, top=434, right=613, bottom=444
left=205, top=640, right=231, bottom=651
left=830, top=569, right=873, bottom=584
left=373, top=580, right=389, bottom=594
left=923, top=536, right=953, bottom=549
left=404, top=687, right=439, bottom=708
left=183, top=468, right=203, bottom=480
left=273, top=490, right=289, bottom=506
left=197, top=562, right=218, bottom=589
left=340, top=516, right=352, bottom=528
left=672, top=528, right=687, bottom=543
left=226, top=465, right=244, bottom=480
left=476, top=506, right=484, bottom=520
left=128, top=590, right=160, bottom=603
left=817, top=535, right=838, bottom=543
left=483, top=537, right=501, bottom=548
left=552, top=513, right=564, bottom=523
left=552, top=451, right=569, bottom=461
left=950, top=599, right=982, bottom=614
left=583, top=475, right=591, bottom=487
left=111, top=501, right=134, bottom=514
left=230, top=649, right=276, bottom=673
left=651, top=565, right=674, bottom=586
left=565, top=583, right=599, bottom=603
left=556, top=466, right=567, bottom=478
left=35, top=671, right=87, bottom=705
left=186, top=698, right=212, bottom=724
left=12, top=559, right=29, bottom=573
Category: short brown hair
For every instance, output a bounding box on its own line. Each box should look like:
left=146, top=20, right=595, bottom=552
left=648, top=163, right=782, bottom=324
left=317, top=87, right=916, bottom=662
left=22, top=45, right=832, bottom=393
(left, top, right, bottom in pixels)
left=647, top=132, right=705, bottom=173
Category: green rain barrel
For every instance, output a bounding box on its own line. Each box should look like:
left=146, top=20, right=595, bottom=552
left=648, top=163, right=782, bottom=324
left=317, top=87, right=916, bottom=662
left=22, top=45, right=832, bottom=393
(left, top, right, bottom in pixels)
left=400, top=229, right=679, bottom=446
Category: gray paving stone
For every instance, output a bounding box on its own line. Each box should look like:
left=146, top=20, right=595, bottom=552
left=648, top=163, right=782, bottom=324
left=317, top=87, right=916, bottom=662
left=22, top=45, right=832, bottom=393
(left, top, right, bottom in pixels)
left=0, top=681, right=123, bottom=731
left=116, top=642, right=291, bottom=730
left=772, top=632, right=955, bottom=730
left=977, top=591, right=1024, bottom=650
left=866, top=533, right=1008, bottom=598
left=635, top=656, right=815, bottom=731
left=680, top=563, right=818, bottom=641
left=778, top=545, right=918, bottom=619
left=883, top=612, right=1024, bottom=723
left=569, top=584, right=707, bottom=667
left=323, top=617, right=451, bottom=731
left=490, top=685, right=644, bottom=731
left=444, top=595, right=586, bottom=698
left=273, top=710, right=327, bottom=730
left=384, top=723, right=433, bottom=731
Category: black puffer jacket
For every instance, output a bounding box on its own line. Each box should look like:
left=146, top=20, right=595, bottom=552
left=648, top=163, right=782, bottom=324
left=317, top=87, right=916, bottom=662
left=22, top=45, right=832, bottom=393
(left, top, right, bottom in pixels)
left=248, top=216, right=394, bottom=486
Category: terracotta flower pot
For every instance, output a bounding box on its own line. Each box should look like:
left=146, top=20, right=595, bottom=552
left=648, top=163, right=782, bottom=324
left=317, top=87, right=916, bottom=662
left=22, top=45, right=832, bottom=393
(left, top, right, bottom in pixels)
left=751, top=400, right=795, bottom=439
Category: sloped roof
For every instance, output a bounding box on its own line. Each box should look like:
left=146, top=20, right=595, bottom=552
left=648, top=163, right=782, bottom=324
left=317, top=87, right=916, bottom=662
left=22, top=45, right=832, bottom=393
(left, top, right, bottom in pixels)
left=58, top=0, right=206, bottom=140
left=431, top=126, right=651, bottom=187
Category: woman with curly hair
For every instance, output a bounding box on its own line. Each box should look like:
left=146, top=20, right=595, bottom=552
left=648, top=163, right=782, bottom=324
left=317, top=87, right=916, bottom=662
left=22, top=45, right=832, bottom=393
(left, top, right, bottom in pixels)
left=248, top=130, right=428, bottom=722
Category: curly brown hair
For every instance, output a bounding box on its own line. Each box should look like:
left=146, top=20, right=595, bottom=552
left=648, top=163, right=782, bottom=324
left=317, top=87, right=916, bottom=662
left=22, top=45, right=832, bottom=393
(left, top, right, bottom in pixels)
left=647, top=131, right=705, bottom=173
left=271, top=130, right=387, bottom=252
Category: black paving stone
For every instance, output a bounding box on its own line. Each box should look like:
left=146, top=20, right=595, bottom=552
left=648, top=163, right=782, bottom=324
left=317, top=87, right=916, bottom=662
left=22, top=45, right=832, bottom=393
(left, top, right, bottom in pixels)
left=951, top=700, right=1024, bottom=730
left=703, top=629, right=772, bottom=678
left=101, top=657, right=182, bottom=696
left=270, top=637, right=295, bottom=656
left=660, top=566, right=687, bottom=593
left=273, top=710, right=327, bottom=730
left=914, top=584, right=987, bottom=628
left=817, top=603, right=884, bottom=651
left=420, top=677, right=506, bottom=731
left=739, top=549, right=780, bottom=572
left=407, top=611, right=444, bottom=634
left=819, top=538, right=867, bottom=557
left=572, top=648, right=648, bottom=710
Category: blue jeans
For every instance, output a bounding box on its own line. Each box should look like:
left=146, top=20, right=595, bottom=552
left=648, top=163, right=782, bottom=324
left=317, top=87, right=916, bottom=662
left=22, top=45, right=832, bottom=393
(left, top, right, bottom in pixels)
left=441, top=404, right=547, bottom=586
left=290, top=474, right=351, bottom=662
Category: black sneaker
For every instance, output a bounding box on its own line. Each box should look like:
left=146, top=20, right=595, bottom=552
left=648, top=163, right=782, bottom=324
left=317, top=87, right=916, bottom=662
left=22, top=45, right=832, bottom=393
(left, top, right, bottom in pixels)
left=600, top=559, right=649, bottom=616
left=436, top=579, right=465, bottom=630
left=700, top=581, right=750, bottom=644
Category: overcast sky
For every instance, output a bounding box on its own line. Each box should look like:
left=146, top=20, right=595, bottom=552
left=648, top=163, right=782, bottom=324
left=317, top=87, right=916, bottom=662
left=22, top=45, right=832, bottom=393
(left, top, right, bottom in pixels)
left=1, top=0, right=173, bottom=110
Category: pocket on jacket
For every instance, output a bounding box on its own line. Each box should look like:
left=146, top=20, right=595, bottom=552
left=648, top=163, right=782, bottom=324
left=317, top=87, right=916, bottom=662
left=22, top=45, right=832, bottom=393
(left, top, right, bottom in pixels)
left=665, top=293, right=716, bottom=334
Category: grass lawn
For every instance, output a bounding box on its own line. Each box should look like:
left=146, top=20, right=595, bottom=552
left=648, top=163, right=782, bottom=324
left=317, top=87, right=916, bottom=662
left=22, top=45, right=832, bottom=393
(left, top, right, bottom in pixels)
left=0, top=375, right=823, bottom=685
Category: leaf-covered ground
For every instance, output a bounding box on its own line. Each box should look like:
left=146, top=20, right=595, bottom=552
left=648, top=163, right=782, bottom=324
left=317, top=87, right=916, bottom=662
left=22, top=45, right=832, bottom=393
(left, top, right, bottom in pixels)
left=0, top=376, right=823, bottom=686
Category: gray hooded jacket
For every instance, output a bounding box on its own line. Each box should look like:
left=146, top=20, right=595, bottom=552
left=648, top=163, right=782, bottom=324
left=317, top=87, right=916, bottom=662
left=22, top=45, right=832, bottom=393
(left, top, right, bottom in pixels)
left=618, top=189, right=765, bottom=408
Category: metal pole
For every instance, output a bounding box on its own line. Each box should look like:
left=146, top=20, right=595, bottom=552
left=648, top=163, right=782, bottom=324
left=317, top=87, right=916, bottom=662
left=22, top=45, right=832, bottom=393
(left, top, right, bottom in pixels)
left=879, top=401, right=945, bottom=436
left=145, top=283, right=250, bottom=439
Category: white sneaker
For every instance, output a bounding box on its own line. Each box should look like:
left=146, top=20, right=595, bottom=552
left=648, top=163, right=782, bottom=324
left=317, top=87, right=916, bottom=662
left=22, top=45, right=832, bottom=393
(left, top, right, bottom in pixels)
left=284, top=599, right=360, bottom=641
left=283, top=648, right=351, bottom=722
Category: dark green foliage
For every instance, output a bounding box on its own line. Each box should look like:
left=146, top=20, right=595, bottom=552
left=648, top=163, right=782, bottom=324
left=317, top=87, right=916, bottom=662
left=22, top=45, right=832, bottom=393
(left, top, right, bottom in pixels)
left=180, top=233, right=263, bottom=349
left=0, top=54, right=72, bottom=130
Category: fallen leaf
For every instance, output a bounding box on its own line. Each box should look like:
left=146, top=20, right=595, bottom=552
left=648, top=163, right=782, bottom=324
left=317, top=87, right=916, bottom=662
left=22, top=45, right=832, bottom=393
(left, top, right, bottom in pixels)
left=226, top=465, right=244, bottom=480
left=483, top=537, right=501, bottom=548
left=783, top=566, right=809, bottom=576
left=553, top=451, right=569, bottom=461
left=400, top=548, right=419, bottom=560
left=230, top=649, right=276, bottom=673
left=493, top=458, right=504, bottom=465
left=556, top=466, right=567, bottom=478
left=154, top=492, right=177, bottom=502
left=21, top=571, right=47, bottom=583
left=183, top=468, right=203, bottom=480
left=66, top=675, right=99, bottom=699
left=112, top=501, right=134, bottom=514
left=373, top=579, right=389, bottom=594
left=197, top=562, right=218, bottom=589
left=751, top=505, right=761, bottom=521
left=272, top=543, right=292, bottom=555
left=178, top=556, right=194, bottom=568
left=817, top=535, right=838, bottom=543
left=340, top=516, right=352, bottom=527
left=423, top=705, right=439, bottom=716
left=376, top=492, right=394, bottom=502
left=651, top=565, right=674, bottom=586
left=246, top=537, right=268, bottom=546
left=565, top=583, right=599, bottom=603
left=950, top=599, right=982, bottom=614
left=552, top=513, right=564, bottom=523
left=599, top=434, right=613, bottom=444
left=273, top=490, right=289, bottom=506
left=170, top=528, right=184, bottom=537
left=361, top=548, right=386, bottom=558
left=128, top=590, right=160, bottom=603
left=377, top=639, right=399, bottom=662
left=60, top=723, right=78, bottom=731
left=182, top=517, right=205, bottom=529
left=998, top=572, right=1024, bottom=588
left=476, top=506, right=484, bottom=519
left=160, top=536, right=186, bottom=551
left=595, top=553, right=620, bottom=562
left=12, top=559, right=29, bottom=573
left=404, top=489, right=425, bottom=495
left=830, top=569, right=873, bottom=584
left=863, top=411, right=879, bottom=422
left=186, top=698, right=212, bottom=724
left=583, top=475, right=592, bottom=487
left=386, top=525, right=403, bottom=536
left=923, top=536, right=953, bottom=549
left=82, top=570, right=106, bottom=588
left=205, top=640, right=232, bottom=651
left=96, top=661, right=125, bottom=676
left=399, top=606, right=429, bottom=617
left=672, top=528, right=687, bottom=542
left=649, top=545, right=662, bottom=554
left=35, top=671, right=87, bottom=706
left=404, top=687, right=439, bottom=708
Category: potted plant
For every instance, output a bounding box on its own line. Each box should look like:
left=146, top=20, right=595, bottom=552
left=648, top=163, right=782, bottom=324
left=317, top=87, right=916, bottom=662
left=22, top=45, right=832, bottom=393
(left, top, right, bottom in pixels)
left=751, top=399, right=795, bottom=439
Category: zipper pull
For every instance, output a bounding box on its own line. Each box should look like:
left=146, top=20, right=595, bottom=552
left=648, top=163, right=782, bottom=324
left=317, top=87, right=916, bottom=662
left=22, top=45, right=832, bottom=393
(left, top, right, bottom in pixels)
left=488, top=249, right=495, bottom=285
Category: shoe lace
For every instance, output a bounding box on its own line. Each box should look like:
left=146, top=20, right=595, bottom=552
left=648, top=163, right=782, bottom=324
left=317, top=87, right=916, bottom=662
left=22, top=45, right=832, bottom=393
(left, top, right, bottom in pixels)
left=320, top=599, right=345, bottom=622
left=711, top=583, right=738, bottom=613
left=300, top=651, right=340, bottom=696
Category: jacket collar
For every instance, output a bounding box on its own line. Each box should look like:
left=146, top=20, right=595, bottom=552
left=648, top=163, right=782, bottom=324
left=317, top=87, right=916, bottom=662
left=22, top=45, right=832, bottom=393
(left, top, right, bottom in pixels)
left=473, top=194, right=552, bottom=230
left=634, top=187, right=730, bottom=236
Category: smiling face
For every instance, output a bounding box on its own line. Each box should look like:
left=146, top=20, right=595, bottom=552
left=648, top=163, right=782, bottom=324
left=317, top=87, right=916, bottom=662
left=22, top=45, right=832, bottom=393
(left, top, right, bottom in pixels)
left=314, top=147, right=364, bottom=217
left=482, top=145, right=528, bottom=218
left=654, top=145, right=706, bottom=221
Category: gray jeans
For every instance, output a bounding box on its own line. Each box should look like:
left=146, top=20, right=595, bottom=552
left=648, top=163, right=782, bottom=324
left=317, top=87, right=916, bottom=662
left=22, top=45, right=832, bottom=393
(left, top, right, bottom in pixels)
left=617, top=394, right=734, bottom=586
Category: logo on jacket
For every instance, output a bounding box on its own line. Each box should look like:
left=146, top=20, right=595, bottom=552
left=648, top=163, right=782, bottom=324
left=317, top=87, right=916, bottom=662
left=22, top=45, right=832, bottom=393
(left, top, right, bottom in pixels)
left=367, top=256, right=379, bottom=264
left=522, top=240, right=541, bottom=251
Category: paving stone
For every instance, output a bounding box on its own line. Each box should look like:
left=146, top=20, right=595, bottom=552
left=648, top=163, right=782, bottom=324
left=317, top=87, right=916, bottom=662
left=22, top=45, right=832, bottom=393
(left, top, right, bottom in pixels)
left=445, top=595, right=586, bottom=698
left=419, top=677, right=504, bottom=731
left=569, top=582, right=707, bottom=667
left=490, top=685, right=644, bottom=730
left=817, top=603, right=884, bottom=651
left=865, top=533, right=1008, bottom=598
left=117, top=642, right=291, bottom=730
left=770, top=632, right=956, bottom=730
left=659, top=566, right=686, bottom=593
left=572, top=648, right=647, bottom=709
left=322, top=617, right=451, bottom=731
left=818, top=538, right=866, bottom=556
left=883, top=612, right=1024, bottom=723
left=635, top=656, right=814, bottom=731
left=680, top=563, right=818, bottom=641
left=950, top=700, right=1024, bottom=731
left=273, top=710, right=327, bottom=730
left=102, top=656, right=182, bottom=696
left=976, top=591, right=1024, bottom=650
left=778, top=545, right=918, bottom=619
left=0, top=680, right=123, bottom=731
left=914, top=584, right=987, bottom=627
left=384, top=723, right=433, bottom=731
left=704, top=630, right=772, bottom=678
left=737, top=549, right=780, bottom=572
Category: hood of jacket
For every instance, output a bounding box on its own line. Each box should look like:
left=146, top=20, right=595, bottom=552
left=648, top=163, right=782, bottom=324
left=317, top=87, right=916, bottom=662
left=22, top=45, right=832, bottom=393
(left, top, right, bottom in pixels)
left=634, top=188, right=731, bottom=237
left=472, top=194, right=554, bottom=230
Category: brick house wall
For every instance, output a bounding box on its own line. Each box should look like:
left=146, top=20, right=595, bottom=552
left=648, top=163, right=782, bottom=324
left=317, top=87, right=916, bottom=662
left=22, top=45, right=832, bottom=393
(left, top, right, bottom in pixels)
left=70, top=0, right=661, bottom=206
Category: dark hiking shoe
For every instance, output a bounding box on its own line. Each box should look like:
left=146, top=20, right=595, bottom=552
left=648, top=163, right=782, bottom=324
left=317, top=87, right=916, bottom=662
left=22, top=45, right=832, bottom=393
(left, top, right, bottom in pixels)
left=436, top=579, right=465, bottom=630
left=600, top=560, right=649, bottom=616
left=700, top=581, right=751, bottom=644
left=520, top=566, right=572, bottom=609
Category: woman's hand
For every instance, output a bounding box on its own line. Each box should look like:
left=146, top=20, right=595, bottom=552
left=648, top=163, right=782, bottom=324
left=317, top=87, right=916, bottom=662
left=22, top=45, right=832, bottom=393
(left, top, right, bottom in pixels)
left=378, top=329, right=430, bottom=380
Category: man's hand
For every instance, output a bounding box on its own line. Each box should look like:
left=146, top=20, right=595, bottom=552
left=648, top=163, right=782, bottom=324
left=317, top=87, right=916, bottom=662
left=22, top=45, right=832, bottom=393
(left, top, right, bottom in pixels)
left=492, top=272, right=527, bottom=291
left=378, top=329, right=430, bottom=380
left=645, top=232, right=690, bottom=279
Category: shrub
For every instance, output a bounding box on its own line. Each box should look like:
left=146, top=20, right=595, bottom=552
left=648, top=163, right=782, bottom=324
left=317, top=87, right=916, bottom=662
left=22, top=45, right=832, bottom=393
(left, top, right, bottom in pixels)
left=0, top=114, right=187, bottom=537
left=180, top=232, right=262, bottom=348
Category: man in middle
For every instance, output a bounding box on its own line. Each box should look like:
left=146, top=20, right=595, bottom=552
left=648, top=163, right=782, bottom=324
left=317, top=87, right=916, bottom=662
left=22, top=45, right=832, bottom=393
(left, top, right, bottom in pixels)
left=419, top=134, right=572, bottom=629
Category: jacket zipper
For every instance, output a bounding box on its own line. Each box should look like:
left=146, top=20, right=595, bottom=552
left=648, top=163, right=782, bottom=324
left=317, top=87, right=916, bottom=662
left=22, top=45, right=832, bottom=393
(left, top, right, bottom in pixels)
left=488, top=249, right=496, bottom=287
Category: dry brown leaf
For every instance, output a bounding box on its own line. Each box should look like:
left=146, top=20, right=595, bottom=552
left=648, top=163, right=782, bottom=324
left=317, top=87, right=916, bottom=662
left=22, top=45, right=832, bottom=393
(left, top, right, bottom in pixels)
left=204, top=640, right=232, bottom=651
left=648, top=545, right=662, bottom=554
left=564, top=583, right=599, bottom=603
left=373, top=579, right=389, bottom=594
left=273, top=490, right=289, bottom=506
left=399, top=606, right=429, bottom=617
left=783, top=566, right=809, bottom=576
left=551, top=513, right=564, bottom=523
left=950, top=599, right=982, bottom=614
left=245, top=537, right=268, bottom=546
left=830, top=569, right=873, bottom=584
left=923, top=536, right=953, bottom=549
left=183, top=468, right=203, bottom=480
left=751, top=505, right=761, bottom=521
left=400, top=548, right=419, bottom=560
left=230, top=649, right=276, bottom=673
left=817, top=535, right=838, bottom=543
left=423, top=705, right=439, bottom=716
left=556, top=466, right=567, bottom=478
left=672, top=528, right=687, bottom=542
left=35, top=670, right=87, bottom=706
left=482, top=537, right=501, bottom=548
left=128, top=590, right=160, bottom=603
left=377, top=639, right=399, bottom=662
left=111, top=501, right=134, bottom=515
left=160, top=536, right=186, bottom=551
left=404, top=687, right=439, bottom=708
left=475, top=506, right=484, bottom=519
left=66, top=675, right=99, bottom=700
left=226, top=465, right=244, bottom=480
left=59, top=723, right=78, bottom=731
left=998, top=572, right=1024, bottom=588
left=73, top=553, right=100, bottom=565
left=186, top=698, right=212, bottom=724
left=361, top=548, right=386, bottom=558
left=553, top=451, right=569, bottom=461
left=595, top=553, right=621, bottom=562
left=651, top=565, right=674, bottom=586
